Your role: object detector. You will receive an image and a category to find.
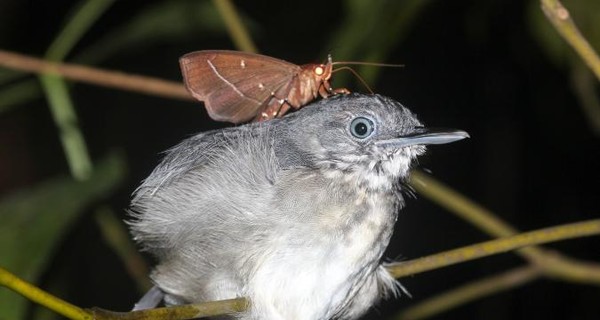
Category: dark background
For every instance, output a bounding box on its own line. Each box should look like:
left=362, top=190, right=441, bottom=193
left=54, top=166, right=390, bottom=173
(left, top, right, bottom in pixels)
left=1, top=0, right=599, bottom=319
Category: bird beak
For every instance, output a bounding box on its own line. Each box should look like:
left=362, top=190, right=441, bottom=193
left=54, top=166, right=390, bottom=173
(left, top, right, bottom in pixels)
left=375, top=128, right=469, bottom=148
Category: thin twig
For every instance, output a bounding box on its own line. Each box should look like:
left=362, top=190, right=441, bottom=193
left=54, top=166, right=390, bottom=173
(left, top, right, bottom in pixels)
left=540, top=0, right=600, bottom=81
left=0, top=49, right=191, bottom=101
left=409, top=170, right=520, bottom=236
left=396, top=265, right=541, bottom=320
left=409, top=170, right=600, bottom=284
left=386, top=219, right=600, bottom=279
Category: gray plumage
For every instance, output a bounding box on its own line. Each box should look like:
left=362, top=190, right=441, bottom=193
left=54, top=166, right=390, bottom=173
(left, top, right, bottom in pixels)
left=129, top=94, right=468, bottom=319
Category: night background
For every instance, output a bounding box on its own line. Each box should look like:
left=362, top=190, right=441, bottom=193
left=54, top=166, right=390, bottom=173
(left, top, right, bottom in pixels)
left=1, top=0, right=599, bottom=319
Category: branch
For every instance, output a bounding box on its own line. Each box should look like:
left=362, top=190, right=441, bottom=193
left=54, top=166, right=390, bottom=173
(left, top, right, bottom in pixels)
left=88, top=298, right=248, bottom=320
left=396, top=266, right=541, bottom=320
left=0, top=267, right=92, bottom=320
left=0, top=49, right=191, bottom=101
left=409, top=170, right=600, bottom=284
left=1, top=265, right=248, bottom=320
left=540, top=0, right=600, bottom=81
left=386, top=219, right=600, bottom=279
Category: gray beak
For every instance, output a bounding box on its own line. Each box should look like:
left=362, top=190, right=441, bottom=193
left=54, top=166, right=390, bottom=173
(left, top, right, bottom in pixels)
left=375, top=128, right=470, bottom=148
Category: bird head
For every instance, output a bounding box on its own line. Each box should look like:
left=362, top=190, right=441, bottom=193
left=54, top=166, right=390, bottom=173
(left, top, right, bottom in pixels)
left=273, top=94, right=468, bottom=190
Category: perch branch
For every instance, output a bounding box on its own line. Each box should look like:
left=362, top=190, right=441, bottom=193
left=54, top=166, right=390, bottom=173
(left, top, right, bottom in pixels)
left=0, top=267, right=92, bottom=320
left=89, top=298, right=248, bottom=320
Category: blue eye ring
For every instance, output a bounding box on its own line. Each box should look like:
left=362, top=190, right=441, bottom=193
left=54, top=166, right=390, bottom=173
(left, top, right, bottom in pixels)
left=349, top=117, right=375, bottom=139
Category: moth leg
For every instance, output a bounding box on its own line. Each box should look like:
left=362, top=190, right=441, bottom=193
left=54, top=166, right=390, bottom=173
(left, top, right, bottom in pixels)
left=254, top=94, right=295, bottom=122
left=332, top=87, right=351, bottom=95
left=319, top=80, right=350, bottom=98
left=277, top=101, right=292, bottom=117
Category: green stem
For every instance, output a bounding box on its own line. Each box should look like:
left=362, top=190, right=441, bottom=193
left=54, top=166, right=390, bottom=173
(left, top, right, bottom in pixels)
left=40, top=74, right=92, bottom=180
left=212, top=0, right=258, bottom=53
left=46, top=0, right=117, bottom=61
left=40, top=0, right=116, bottom=180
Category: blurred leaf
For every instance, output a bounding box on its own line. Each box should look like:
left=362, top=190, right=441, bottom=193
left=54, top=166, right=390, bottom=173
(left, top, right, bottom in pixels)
left=0, top=80, right=41, bottom=114
left=0, top=69, right=26, bottom=85
left=0, top=153, right=126, bottom=320
left=45, top=0, right=117, bottom=61
left=0, top=70, right=39, bottom=114
left=76, top=0, right=226, bottom=63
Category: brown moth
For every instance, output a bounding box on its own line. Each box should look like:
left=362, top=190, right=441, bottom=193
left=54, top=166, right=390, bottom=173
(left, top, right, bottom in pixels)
left=179, top=50, right=349, bottom=124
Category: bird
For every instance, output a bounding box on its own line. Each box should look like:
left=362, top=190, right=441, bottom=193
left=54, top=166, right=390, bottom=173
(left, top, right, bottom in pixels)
left=128, top=93, right=469, bottom=319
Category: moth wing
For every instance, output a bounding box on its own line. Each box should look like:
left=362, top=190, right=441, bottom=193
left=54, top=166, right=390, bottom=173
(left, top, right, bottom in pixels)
left=180, top=50, right=300, bottom=123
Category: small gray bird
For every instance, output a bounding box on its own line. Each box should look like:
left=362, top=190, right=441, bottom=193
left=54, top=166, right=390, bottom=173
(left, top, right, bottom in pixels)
left=129, top=94, right=468, bottom=319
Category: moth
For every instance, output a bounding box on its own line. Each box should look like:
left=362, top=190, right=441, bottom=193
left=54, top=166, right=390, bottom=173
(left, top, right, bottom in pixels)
left=179, top=50, right=350, bottom=124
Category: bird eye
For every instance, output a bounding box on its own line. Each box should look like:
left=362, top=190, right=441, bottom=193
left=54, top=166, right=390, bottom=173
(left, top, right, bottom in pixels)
left=350, top=117, right=375, bottom=139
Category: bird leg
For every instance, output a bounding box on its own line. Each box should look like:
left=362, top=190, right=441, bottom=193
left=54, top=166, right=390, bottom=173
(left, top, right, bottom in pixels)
left=131, top=286, right=165, bottom=311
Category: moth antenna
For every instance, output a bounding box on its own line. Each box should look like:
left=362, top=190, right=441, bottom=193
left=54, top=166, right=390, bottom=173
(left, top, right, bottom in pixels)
left=332, top=66, right=374, bottom=94
left=332, top=61, right=404, bottom=68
